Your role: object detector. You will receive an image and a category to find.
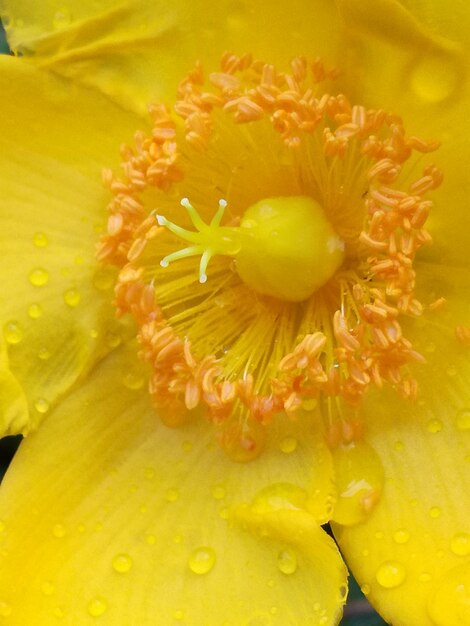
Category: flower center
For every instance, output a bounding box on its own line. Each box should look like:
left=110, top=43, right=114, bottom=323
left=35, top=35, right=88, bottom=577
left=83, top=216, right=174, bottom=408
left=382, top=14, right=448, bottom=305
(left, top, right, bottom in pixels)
left=99, top=53, right=441, bottom=463
left=157, top=195, right=344, bottom=302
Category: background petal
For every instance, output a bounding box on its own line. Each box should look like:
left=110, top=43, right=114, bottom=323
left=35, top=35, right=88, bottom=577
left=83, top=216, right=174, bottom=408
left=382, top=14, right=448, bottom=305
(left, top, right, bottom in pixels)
left=0, top=55, right=141, bottom=434
left=337, top=0, right=470, bottom=269
left=0, top=344, right=347, bottom=625
left=0, top=0, right=342, bottom=114
left=333, top=264, right=470, bottom=626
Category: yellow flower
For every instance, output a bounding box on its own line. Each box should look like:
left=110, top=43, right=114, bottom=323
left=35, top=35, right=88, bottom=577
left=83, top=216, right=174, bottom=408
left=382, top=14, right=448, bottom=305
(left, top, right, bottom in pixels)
left=0, top=1, right=469, bottom=625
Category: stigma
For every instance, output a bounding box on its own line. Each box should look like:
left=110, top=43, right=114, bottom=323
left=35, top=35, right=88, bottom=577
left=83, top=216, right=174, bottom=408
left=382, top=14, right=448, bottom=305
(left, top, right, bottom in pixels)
left=157, top=196, right=344, bottom=302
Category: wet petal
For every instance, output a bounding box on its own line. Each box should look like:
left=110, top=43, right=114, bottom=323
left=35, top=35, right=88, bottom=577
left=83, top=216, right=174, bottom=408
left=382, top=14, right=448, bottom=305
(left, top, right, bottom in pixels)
left=0, top=55, right=141, bottom=432
left=0, top=0, right=341, bottom=114
left=333, top=264, right=470, bottom=625
left=0, top=344, right=347, bottom=625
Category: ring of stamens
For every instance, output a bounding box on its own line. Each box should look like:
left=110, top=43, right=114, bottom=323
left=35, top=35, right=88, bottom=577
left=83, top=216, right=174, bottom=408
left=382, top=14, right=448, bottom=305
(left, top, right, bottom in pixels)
left=98, top=53, right=441, bottom=457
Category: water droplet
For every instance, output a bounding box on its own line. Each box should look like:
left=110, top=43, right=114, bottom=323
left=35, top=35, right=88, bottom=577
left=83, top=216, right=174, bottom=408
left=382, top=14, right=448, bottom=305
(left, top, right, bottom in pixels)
left=330, top=440, right=384, bottom=525
left=123, top=371, right=145, bottom=390
left=212, top=485, right=226, bottom=500
left=429, top=506, right=441, bottom=519
left=87, top=597, right=108, bottom=617
left=33, top=232, right=48, bottom=248
left=41, top=581, right=55, bottom=596
left=165, top=488, right=179, bottom=502
left=279, top=437, right=298, bottom=454
left=144, top=466, right=155, bottom=479
left=419, top=572, right=432, bottom=583
left=63, top=288, right=81, bottom=308
left=409, top=53, right=459, bottom=104
left=393, top=440, right=404, bottom=451
left=375, top=561, right=406, bottom=588
left=182, top=440, right=193, bottom=453
left=106, top=331, right=122, bottom=348
left=0, top=601, right=12, bottom=617
left=52, top=523, right=66, bottom=538
left=360, top=584, right=371, bottom=595
left=53, top=9, right=72, bottom=29
left=112, top=553, right=133, bottom=573
left=92, top=267, right=115, bottom=291
left=29, top=268, right=49, bottom=287
left=450, top=533, right=470, bottom=556
left=34, top=398, right=50, bottom=414
left=427, top=418, right=443, bottom=433
left=188, top=546, right=216, bottom=575
left=146, top=534, right=156, bottom=545
left=427, top=562, right=470, bottom=625
left=277, top=548, right=297, bottom=575
left=393, top=529, right=410, bottom=544
left=173, top=609, right=185, bottom=621
left=38, top=347, right=51, bottom=360
left=219, top=418, right=266, bottom=462
left=251, top=483, right=307, bottom=517
left=338, top=583, right=348, bottom=602
left=456, top=408, right=470, bottom=431
left=26, top=305, right=42, bottom=323
left=53, top=606, right=65, bottom=619
left=3, top=321, right=23, bottom=345
left=218, top=507, right=229, bottom=520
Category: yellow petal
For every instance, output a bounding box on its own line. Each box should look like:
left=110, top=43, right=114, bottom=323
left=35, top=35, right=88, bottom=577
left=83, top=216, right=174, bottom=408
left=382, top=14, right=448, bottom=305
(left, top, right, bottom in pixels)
left=337, top=0, right=470, bottom=268
left=0, top=55, right=141, bottom=432
left=0, top=335, right=29, bottom=436
left=1, top=0, right=342, bottom=114
left=333, top=264, right=470, bottom=626
left=0, top=344, right=347, bottom=625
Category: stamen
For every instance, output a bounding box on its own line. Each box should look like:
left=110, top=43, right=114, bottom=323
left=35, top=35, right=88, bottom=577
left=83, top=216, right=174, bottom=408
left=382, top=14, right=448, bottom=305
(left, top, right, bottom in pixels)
left=99, top=53, right=442, bottom=459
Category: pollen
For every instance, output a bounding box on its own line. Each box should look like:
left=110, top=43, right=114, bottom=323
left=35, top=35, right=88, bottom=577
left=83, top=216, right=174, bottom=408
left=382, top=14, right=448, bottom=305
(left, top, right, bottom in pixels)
left=98, top=53, right=441, bottom=460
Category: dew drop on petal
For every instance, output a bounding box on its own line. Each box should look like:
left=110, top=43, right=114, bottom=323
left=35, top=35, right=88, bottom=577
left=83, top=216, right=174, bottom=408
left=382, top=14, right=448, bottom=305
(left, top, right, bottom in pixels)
left=427, top=563, right=470, bottom=625
left=188, top=546, right=216, bottom=575
left=212, top=485, right=226, bottom=500
left=3, top=321, right=23, bottom=345
left=0, top=601, right=12, bottom=617
left=330, top=440, right=384, bottom=525
left=375, top=561, right=406, bottom=589
left=146, top=534, right=156, bottom=545
left=456, top=408, right=470, bottom=431
left=87, top=597, right=108, bottom=617
left=92, top=267, right=115, bottom=291
left=122, top=371, right=145, bottom=390
left=53, top=8, right=72, bottom=29
left=38, top=348, right=51, bottom=360
left=393, top=529, right=410, bottom=544
left=112, top=553, right=133, bottom=573
left=52, top=523, right=66, bottom=538
left=408, top=53, right=459, bottom=104
left=63, top=288, right=81, bottom=308
left=28, top=303, right=43, bottom=319
left=173, top=609, right=185, bottom=621
left=33, top=232, right=48, bottom=248
left=450, top=533, right=470, bottom=557
left=279, top=436, right=298, bottom=454
left=41, top=581, right=55, bottom=596
left=29, top=268, right=49, bottom=287
left=277, top=548, right=297, bottom=575
left=34, top=398, right=50, bottom=414
left=429, top=506, right=442, bottom=519
left=165, top=488, right=179, bottom=502
left=427, top=418, right=443, bottom=433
